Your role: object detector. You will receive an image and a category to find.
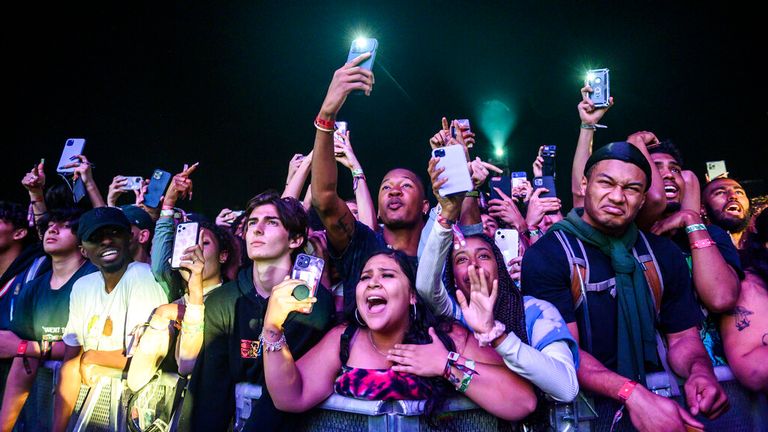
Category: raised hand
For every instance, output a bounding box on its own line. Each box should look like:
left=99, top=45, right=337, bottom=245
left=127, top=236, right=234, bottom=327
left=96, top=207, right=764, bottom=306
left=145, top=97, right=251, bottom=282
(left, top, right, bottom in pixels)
left=263, top=277, right=317, bottom=332
left=525, top=187, right=561, bottom=229
left=319, top=52, right=375, bottom=118
left=488, top=187, right=526, bottom=231
left=60, top=154, right=95, bottom=184
left=469, top=157, right=502, bottom=190
left=428, top=117, right=453, bottom=149
left=21, top=160, right=46, bottom=197
left=578, top=85, right=614, bottom=126
left=107, top=176, right=128, bottom=207
left=177, top=244, right=205, bottom=304
left=455, top=265, right=498, bottom=334
left=163, top=162, right=199, bottom=208
left=334, top=131, right=361, bottom=171
left=428, top=157, right=463, bottom=223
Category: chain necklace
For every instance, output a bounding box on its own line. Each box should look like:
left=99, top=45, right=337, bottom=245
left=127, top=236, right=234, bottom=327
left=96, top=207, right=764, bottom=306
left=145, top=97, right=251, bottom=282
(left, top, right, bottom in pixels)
left=368, top=330, right=390, bottom=357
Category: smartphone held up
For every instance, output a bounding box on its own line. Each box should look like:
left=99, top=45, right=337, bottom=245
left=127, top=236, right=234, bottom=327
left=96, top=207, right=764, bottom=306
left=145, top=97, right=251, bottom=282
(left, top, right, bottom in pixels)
left=347, top=37, right=378, bottom=95
left=585, top=68, right=610, bottom=107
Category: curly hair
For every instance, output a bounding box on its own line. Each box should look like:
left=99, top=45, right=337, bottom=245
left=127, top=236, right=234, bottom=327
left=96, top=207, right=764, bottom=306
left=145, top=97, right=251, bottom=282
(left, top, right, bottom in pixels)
left=442, top=233, right=529, bottom=345
left=344, top=249, right=457, bottom=428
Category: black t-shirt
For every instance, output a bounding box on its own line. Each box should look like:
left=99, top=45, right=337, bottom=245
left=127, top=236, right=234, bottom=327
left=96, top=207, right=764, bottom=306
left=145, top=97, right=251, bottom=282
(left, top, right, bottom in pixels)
left=330, top=221, right=418, bottom=320
left=10, top=262, right=98, bottom=342
left=521, top=230, right=703, bottom=371
left=180, top=264, right=334, bottom=432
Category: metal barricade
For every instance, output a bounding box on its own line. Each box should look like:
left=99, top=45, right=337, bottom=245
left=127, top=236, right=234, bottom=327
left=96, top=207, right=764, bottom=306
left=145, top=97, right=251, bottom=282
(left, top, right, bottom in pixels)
left=234, top=383, right=515, bottom=432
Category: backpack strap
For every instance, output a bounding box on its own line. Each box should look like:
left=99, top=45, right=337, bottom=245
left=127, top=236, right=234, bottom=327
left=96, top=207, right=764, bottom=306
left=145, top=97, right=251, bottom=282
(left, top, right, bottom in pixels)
left=553, top=231, right=593, bottom=352
left=633, top=231, right=664, bottom=315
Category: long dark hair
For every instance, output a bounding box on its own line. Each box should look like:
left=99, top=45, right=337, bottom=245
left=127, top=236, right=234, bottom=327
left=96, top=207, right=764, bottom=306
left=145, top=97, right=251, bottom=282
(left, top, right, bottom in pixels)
left=443, top=233, right=529, bottom=345
left=345, top=249, right=456, bottom=427
left=740, top=208, right=768, bottom=283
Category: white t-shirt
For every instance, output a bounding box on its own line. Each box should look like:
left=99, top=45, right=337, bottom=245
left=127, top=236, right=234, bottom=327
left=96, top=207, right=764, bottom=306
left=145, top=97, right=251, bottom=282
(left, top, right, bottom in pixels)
left=63, top=262, right=167, bottom=353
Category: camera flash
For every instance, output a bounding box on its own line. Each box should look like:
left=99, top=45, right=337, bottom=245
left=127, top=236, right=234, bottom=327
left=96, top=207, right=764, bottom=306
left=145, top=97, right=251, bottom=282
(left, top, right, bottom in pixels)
left=586, top=72, right=595, bottom=82
left=354, top=37, right=368, bottom=49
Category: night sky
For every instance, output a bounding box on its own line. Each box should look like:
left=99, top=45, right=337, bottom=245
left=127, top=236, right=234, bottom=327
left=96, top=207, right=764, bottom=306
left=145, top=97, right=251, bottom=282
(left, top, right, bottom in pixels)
left=6, top=2, right=766, bottom=216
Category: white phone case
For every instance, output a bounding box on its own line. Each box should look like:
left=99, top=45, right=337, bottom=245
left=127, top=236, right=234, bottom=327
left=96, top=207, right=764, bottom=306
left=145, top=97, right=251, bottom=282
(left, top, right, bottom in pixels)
left=171, top=222, right=199, bottom=269
left=495, top=228, right=519, bottom=270
left=433, top=145, right=472, bottom=197
left=56, top=138, right=86, bottom=173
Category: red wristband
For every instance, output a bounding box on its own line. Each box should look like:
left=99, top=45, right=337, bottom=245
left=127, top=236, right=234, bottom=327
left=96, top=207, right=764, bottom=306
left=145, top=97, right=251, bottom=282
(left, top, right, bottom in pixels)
left=437, top=214, right=456, bottom=227
left=16, top=340, right=28, bottom=357
left=617, top=380, right=638, bottom=401
left=690, top=239, right=717, bottom=250
left=314, top=115, right=335, bottom=130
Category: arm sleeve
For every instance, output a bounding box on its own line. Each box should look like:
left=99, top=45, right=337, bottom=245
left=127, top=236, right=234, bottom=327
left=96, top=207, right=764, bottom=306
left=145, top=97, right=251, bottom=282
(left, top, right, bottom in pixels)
left=415, top=222, right=461, bottom=320
left=62, top=283, right=84, bottom=347
left=150, top=216, right=182, bottom=301
left=495, top=334, right=579, bottom=402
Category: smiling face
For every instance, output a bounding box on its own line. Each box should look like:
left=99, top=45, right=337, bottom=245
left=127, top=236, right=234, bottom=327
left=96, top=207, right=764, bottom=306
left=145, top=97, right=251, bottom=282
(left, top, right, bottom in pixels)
left=81, top=226, right=131, bottom=274
left=651, top=152, right=685, bottom=211
left=451, top=237, right=499, bottom=299
left=377, top=169, right=427, bottom=229
left=703, top=178, right=751, bottom=232
left=355, top=254, right=415, bottom=332
left=581, top=160, right=647, bottom=235
left=244, top=204, right=303, bottom=262
left=43, top=221, right=79, bottom=256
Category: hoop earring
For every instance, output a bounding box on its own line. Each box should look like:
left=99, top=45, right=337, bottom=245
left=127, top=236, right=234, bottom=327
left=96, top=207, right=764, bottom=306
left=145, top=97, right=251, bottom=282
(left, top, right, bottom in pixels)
left=354, top=309, right=367, bottom=327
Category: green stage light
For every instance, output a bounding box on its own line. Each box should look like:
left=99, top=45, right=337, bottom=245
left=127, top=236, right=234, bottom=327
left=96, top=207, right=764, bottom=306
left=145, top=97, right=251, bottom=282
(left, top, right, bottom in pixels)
left=479, top=99, right=516, bottom=162
left=494, top=147, right=505, bottom=157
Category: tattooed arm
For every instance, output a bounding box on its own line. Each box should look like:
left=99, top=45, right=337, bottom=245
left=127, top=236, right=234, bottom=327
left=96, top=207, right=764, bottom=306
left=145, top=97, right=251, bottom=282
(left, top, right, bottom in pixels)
left=720, top=271, right=768, bottom=393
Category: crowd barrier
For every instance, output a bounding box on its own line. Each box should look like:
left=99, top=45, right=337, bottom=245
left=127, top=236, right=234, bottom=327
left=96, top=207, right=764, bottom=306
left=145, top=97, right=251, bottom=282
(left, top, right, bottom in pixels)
left=11, top=361, right=768, bottom=431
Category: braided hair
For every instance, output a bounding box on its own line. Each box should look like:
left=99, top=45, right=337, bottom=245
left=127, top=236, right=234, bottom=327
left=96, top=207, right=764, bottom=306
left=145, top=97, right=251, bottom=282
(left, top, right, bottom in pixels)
left=442, top=233, right=529, bottom=345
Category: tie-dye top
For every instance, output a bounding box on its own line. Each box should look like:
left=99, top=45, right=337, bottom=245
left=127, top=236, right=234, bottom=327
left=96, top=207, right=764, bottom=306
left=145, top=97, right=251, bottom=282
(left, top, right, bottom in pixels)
left=333, top=327, right=436, bottom=400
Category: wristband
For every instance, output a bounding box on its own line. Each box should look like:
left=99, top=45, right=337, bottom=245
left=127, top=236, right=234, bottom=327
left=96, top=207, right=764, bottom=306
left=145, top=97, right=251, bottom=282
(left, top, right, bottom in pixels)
left=580, top=123, right=597, bottom=130
left=457, top=371, right=474, bottom=393
left=465, top=190, right=479, bottom=198
left=437, top=214, right=456, bottom=227
left=16, top=340, right=28, bottom=357
left=351, top=168, right=364, bottom=177
left=685, top=223, right=707, bottom=234
left=690, top=238, right=717, bottom=250
left=181, top=321, right=205, bottom=334
left=617, top=380, right=638, bottom=401
left=314, top=115, right=335, bottom=130
left=473, top=320, right=506, bottom=347
left=525, top=228, right=541, bottom=239
left=160, top=209, right=175, bottom=218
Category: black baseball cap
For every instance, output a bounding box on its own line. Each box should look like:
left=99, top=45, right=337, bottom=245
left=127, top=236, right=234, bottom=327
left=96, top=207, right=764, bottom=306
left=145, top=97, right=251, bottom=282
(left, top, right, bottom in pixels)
left=120, top=205, right=155, bottom=233
left=584, top=141, right=653, bottom=191
left=77, top=207, right=131, bottom=242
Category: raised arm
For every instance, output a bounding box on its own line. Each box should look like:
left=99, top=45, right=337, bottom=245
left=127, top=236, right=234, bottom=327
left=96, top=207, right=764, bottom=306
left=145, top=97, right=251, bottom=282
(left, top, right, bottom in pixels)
left=20, top=160, right=47, bottom=231
left=572, top=85, right=613, bottom=207
left=62, top=154, right=105, bottom=208
left=311, top=53, right=374, bottom=252
left=282, top=153, right=312, bottom=200
left=334, top=131, right=376, bottom=230
left=261, top=279, right=340, bottom=412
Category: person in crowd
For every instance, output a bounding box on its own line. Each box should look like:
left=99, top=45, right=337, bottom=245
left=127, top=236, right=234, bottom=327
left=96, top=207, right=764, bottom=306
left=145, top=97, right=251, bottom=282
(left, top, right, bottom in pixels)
left=128, top=218, right=236, bottom=390
left=646, top=141, right=742, bottom=365
left=480, top=212, right=500, bottom=238
left=53, top=207, right=167, bottom=432
left=0, top=208, right=97, bottom=431
left=571, top=87, right=667, bottom=229
left=120, top=204, right=154, bottom=265
left=702, top=177, right=752, bottom=249
left=310, top=54, right=429, bottom=320
left=333, top=128, right=377, bottom=230
left=522, top=142, right=728, bottom=431
left=282, top=152, right=313, bottom=203
left=720, top=208, right=768, bottom=393
left=416, top=156, right=579, bottom=403
left=0, top=202, right=47, bottom=410
left=179, top=191, right=333, bottom=432
left=262, top=249, right=537, bottom=423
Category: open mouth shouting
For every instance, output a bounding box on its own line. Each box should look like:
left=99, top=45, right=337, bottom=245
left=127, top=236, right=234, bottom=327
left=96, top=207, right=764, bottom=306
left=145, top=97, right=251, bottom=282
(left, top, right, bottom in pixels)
left=663, top=183, right=679, bottom=200
left=724, top=202, right=743, bottom=217
left=366, top=294, right=388, bottom=314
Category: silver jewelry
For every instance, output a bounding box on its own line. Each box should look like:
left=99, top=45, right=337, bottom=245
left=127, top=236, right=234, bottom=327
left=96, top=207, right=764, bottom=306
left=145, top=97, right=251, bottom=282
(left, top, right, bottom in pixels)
left=259, top=330, right=286, bottom=352
left=354, top=309, right=367, bottom=327
left=368, top=330, right=389, bottom=357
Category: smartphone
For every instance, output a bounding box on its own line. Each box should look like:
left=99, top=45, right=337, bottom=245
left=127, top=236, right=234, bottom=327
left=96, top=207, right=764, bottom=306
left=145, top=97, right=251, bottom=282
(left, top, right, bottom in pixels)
left=334, top=121, right=348, bottom=153
left=533, top=176, right=557, bottom=199
left=335, top=121, right=348, bottom=135
left=171, top=222, right=199, bottom=270
left=541, top=145, right=557, bottom=176
left=511, top=171, right=528, bottom=192
left=143, top=169, right=172, bottom=208
left=347, top=38, right=378, bottom=71
left=72, top=178, right=86, bottom=203
left=585, top=68, right=610, bottom=108
left=455, top=119, right=472, bottom=148
left=121, top=176, right=144, bottom=191
left=432, top=146, right=472, bottom=197
left=495, top=229, right=519, bottom=270
left=706, top=160, right=728, bottom=180
left=291, top=253, right=325, bottom=303
left=490, top=176, right=511, bottom=201
left=56, top=138, right=86, bottom=174
left=231, top=210, right=245, bottom=218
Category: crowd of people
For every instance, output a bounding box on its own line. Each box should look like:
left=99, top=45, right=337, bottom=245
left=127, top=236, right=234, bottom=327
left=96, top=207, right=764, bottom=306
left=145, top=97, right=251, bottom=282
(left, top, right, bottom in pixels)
left=0, top=52, right=766, bottom=432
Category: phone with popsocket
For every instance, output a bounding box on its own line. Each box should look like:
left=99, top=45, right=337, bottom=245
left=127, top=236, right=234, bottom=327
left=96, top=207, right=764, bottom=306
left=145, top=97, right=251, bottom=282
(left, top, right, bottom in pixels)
left=291, top=254, right=325, bottom=311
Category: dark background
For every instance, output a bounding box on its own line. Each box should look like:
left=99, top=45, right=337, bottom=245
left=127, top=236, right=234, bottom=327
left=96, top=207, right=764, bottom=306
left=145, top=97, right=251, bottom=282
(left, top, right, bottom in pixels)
left=5, top=1, right=766, bottom=216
